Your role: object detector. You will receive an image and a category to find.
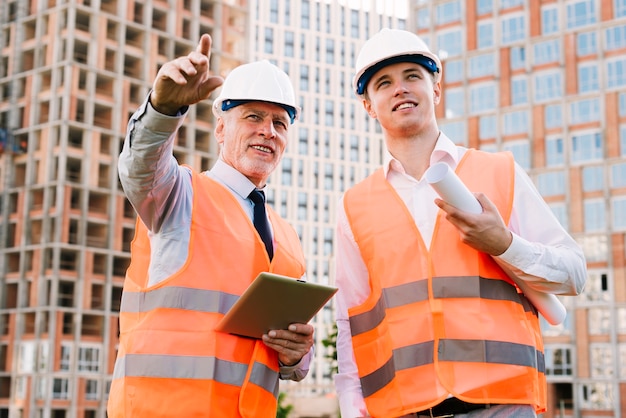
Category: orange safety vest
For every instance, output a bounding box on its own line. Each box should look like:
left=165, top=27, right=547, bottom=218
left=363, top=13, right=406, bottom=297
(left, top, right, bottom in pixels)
left=108, top=171, right=306, bottom=418
left=343, top=150, right=546, bottom=418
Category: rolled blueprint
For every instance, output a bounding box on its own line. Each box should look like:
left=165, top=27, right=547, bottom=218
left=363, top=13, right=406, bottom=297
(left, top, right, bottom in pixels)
left=424, top=162, right=567, bottom=326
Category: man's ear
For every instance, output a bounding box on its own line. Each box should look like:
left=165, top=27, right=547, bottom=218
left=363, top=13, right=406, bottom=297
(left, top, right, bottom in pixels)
left=433, top=81, right=442, bottom=105
left=363, top=99, right=377, bottom=118
left=214, top=117, right=225, bottom=145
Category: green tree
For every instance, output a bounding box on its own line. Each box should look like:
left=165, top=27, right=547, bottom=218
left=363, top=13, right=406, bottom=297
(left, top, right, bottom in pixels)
left=277, top=392, right=294, bottom=418
left=322, top=322, right=338, bottom=374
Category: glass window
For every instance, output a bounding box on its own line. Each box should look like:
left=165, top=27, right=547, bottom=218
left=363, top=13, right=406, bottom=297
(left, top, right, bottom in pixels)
left=617, top=0, right=626, bottom=17
left=477, top=0, right=493, bottom=15
left=477, top=21, right=494, bottom=49
left=584, top=199, right=606, bottom=232
left=86, top=379, right=99, bottom=400
left=435, top=1, right=461, bottom=25
left=284, top=31, right=294, bottom=57
left=510, top=46, right=526, bottom=70
left=437, top=29, right=463, bottom=58
left=511, top=77, right=528, bottom=105
left=445, top=88, right=465, bottom=118
left=566, top=0, right=597, bottom=29
left=468, top=53, right=495, bottom=78
left=581, top=270, right=610, bottom=302
left=545, top=104, right=563, bottom=129
left=534, top=71, right=563, bottom=102
left=571, top=131, right=603, bottom=163
left=440, top=120, right=467, bottom=144
left=544, top=346, right=572, bottom=376
left=605, top=24, right=626, bottom=50
left=589, top=343, right=613, bottom=376
left=416, top=8, right=430, bottom=29
left=503, top=140, right=530, bottom=170
left=60, top=344, right=72, bottom=371
left=264, top=27, right=274, bottom=54
left=501, top=14, right=526, bottom=44
left=325, top=38, right=334, bottom=64
left=500, top=0, right=524, bottom=9
left=546, top=144, right=566, bottom=171
left=612, top=196, right=626, bottom=230
left=577, top=31, right=597, bottom=55
left=52, top=378, right=70, bottom=399
left=78, top=346, right=101, bottom=373
left=469, top=83, right=497, bottom=114
left=548, top=202, right=568, bottom=228
left=479, top=115, right=497, bottom=139
left=269, top=0, right=279, bottom=23
left=301, top=0, right=310, bottom=28
left=612, top=162, right=626, bottom=186
left=608, top=57, right=626, bottom=88
left=502, top=110, right=529, bottom=135
left=569, top=98, right=600, bottom=123
left=582, top=166, right=604, bottom=191
left=541, top=6, right=559, bottom=34
left=536, top=171, right=566, bottom=195
left=578, top=64, right=599, bottom=92
left=444, top=60, right=463, bottom=83
left=533, top=39, right=561, bottom=66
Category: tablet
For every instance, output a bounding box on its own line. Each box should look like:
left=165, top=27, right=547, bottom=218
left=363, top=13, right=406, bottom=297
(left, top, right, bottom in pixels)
left=216, top=272, right=338, bottom=338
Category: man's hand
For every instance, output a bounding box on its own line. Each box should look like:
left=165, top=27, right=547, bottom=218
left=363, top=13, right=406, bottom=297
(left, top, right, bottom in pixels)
left=435, top=192, right=513, bottom=256
left=262, top=323, right=314, bottom=366
left=150, top=34, right=224, bottom=115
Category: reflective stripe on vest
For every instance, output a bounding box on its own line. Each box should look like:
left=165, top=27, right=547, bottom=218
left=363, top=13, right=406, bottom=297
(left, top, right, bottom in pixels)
left=120, top=286, right=238, bottom=314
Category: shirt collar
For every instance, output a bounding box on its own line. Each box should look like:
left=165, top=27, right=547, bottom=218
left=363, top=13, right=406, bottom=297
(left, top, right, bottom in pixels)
left=208, top=159, right=261, bottom=199
left=382, top=131, right=461, bottom=178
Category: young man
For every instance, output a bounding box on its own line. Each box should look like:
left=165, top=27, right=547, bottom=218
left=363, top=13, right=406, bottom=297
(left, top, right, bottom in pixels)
left=108, top=34, right=314, bottom=417
left=334, top=28, right=587, bottom=418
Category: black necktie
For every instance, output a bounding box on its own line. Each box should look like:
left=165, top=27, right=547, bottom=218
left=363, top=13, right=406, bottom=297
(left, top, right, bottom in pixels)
left=248, top=189, right=273, bottom=261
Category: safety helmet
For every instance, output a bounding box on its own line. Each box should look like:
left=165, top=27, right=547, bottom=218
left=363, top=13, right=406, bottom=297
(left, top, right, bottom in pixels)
left=353, top=28, right=442, bottom=96
left=212, top=60, right=300, bottom=124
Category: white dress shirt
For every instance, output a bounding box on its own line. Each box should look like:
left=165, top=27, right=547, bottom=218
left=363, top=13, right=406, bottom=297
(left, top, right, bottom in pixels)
left=333, top=133, right=587, bottom=416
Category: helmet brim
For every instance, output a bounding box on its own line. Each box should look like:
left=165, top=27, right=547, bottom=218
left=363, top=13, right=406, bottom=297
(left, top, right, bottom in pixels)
left=355, top=54, right=440, bottom=95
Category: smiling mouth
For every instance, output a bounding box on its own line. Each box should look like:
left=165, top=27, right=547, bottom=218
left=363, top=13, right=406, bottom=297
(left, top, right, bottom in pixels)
left=394, top=102, right=417, bottom=111
left=251, top=145, right=273, bottom=153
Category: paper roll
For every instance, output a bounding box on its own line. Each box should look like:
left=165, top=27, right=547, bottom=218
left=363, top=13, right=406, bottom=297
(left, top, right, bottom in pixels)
left=425, top=162, right=567, bottom=325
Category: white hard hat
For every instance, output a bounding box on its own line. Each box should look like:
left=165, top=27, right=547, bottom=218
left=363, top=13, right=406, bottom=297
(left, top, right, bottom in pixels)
left=212, top=60, right=300, bottom=124
left=353, top=28, right=442, bottom=96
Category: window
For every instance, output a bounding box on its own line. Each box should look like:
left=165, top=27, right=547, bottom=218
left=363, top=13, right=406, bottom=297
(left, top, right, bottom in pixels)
left=534, top=71, right=563, bottom=102
left=612, top=162, right=626, bottom=186
left=502, top=110, right=529, bottom=135
left=544, top=346, right=572, bottom=376
left=510, top=46, right=526, bottom=70
left=479, top=115, right=497, bottom=139
left=503, top=141, right=530, bottom=170
left=86, top=379, right=99, bottom=400
left=607, top=57, right=626, bottom=88
left=581, top=270, right=610, bottom=302
left=542, top=6, right=559, bottom=34
left=584, top=199, right=606, bottom=232
left=436, top=1, right=461, bottom=25
left=577, top=31, right=597, bottom=56
left=18, top=342, right=36, bottom=373
left=469, top=83, right=497, bottom=114
left=445, top=88, right=465, bottom=118
left=617, top=0, right=626, bottom=17
left=571, top=131, right=602, bottom=163
left=52, top=378, right=69, bottom=399
left=501, top=14, right=526, bottom=44
left=536, top=171, right=566, bottom=195
left=619, top=93, right=626, bottom=116
left=545, top=104, right=563, bottom=129
left=588, top=310, right=611, bottom=336
left=511, top=77, right=528, bottom=105
left=477, top=21, right=494, bottom=49
left=78, top=346, right=101, bottom=373
left=582, top=166, right=603, bottom=191
left=416, top=8, right=430, bottom=29
left=269, top=0, right=279, bottom=23
left=566, top=0, right=597, bottom=29
left=580, top=382, right=613, bottom=410
left=264, top=28, right=274, bottom=54
left=301, top=0, right=310, bottom=28
left=577, top=64, right=599, bottom=93
left=605, top=24, right=626, bottom=50
left=476, top=0, right=493, bottom=15
left=500, top=0, right=524, bottom=9
left=569, top=98, right=600, bottom=124
left=284, top=31, right=294, bottom=57
left=444, top=60, right=463, bottom=83
left=440, top=120, right=467, bottom=144
left=612, top=196, right=626, bottom=230
left=620, top=343, right=626, bottom=379
left=468, top=53, right=495, bottom=78
left=533, top=39, right=560, bottom=66
left=437, top=29, right=463, bottom=58
left=590, top=343, right=613, bottom=378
